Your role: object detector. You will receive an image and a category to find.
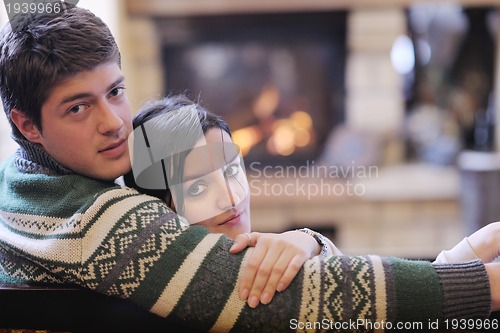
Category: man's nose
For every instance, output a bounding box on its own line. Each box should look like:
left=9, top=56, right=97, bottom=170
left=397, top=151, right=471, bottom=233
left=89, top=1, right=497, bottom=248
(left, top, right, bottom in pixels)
left=97, top=101, right=123, bottom=135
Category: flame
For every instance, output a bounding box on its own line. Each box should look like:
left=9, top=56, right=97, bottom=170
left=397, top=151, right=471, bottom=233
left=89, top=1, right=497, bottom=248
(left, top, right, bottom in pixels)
left=238, top=84, right=316, bottom=157
left=232, top=126, right=263, bottom=156
left=290, top=111, right=313, bottom=130
left=269, top=120, right=296, bottom=156
left=253, top=84, right=280, bottom=119
left=294, top=128, right=311, bottom=147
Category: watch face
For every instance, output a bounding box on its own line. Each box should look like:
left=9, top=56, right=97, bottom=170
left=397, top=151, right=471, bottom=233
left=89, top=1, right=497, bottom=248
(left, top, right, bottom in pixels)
left=312, top=231, right=326, bottom=245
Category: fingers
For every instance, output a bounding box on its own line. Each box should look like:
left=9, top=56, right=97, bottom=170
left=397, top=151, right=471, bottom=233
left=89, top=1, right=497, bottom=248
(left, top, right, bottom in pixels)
left=236, top=232, right=260, bottom=300
left=275, top=255, right=304, bottom=292
left=236, top=232, right=312, bottom=308
left=239, top=238, right=281, bottom=307
left=246, top=244, right=285, bottom=307
left=260, top=253, right=305, bottom=305
left=230, top=232, right=254, bottom=254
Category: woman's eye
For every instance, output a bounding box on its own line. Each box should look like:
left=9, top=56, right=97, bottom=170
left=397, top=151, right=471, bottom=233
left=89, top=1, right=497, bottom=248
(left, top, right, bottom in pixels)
left=188, top=182, right=207, bottom=196
left=224, top=164, right=240, bottom=178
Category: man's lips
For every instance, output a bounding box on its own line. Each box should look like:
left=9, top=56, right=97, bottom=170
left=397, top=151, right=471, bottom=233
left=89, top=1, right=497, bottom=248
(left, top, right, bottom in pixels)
left=98, top=138, right=127, bottom=157
left=99, top=139, right=125, bottom=152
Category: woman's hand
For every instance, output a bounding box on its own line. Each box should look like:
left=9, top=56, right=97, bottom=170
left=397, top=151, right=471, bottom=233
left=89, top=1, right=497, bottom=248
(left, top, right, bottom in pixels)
left=230, top=230, right=340, bottom=308
left=435, top=222, right=500, bottom=264
left=466, top=222, right=500, bottom=263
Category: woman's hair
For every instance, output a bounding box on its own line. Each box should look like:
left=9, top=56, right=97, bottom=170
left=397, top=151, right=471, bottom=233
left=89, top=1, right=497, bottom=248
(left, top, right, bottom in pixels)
left=124, top=95, right=232, bottom=213
left=0, top=4, right=121, bottom=139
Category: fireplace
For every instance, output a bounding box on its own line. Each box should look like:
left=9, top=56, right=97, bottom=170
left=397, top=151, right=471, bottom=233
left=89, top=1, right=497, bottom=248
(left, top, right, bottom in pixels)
left=155, top=12, right=347, bottom=166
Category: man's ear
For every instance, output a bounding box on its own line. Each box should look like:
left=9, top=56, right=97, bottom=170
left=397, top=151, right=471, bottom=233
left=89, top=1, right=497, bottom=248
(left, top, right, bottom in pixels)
left=10, top=108, right=42, bottom=143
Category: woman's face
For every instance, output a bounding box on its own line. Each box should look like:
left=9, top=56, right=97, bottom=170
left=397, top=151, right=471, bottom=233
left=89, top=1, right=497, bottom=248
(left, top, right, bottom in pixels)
left=173, top=128, right=251, bottom=239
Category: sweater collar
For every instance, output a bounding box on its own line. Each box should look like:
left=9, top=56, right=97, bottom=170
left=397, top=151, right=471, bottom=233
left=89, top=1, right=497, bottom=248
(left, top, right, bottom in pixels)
left=13, top=137, right=75, bottom=176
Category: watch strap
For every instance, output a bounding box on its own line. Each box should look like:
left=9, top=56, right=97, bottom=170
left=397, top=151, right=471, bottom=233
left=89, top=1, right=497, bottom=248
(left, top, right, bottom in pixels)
left=297, top=228, right=329, bottom=256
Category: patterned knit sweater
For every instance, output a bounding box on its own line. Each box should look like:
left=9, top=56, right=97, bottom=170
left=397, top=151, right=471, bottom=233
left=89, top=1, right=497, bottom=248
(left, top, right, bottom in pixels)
left=0, top=140, right=492, bottom=332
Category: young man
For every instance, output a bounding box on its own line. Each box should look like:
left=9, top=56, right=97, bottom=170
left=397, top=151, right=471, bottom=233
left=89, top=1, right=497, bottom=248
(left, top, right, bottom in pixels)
left=0, top=4, right=499, bottom=332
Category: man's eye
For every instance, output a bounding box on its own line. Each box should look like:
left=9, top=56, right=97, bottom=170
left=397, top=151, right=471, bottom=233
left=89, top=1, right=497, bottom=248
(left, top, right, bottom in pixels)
left=109, top=87, right=125, bottom=97
left=188, top=183, right=207, bottom=196
left=224, top=164, right=239, bottom=178
left=68, top=104, right=88, bottom=114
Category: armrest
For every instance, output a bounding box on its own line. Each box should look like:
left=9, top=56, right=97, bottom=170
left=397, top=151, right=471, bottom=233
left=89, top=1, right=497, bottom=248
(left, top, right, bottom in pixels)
left=0, top=284, right=202, bottom=333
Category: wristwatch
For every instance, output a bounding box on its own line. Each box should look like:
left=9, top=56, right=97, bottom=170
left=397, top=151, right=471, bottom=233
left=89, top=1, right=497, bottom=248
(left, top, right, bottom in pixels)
left=297, top=228, right=329, bottom=256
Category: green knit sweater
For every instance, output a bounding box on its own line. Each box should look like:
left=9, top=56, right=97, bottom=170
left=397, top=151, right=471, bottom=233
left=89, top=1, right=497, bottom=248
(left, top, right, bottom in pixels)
left=0, top=140, right=492, bottom=332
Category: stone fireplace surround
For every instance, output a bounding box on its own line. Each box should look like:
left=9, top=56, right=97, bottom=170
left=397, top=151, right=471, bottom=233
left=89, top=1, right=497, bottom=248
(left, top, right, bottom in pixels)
left=119, top=0, right=500, bottom=258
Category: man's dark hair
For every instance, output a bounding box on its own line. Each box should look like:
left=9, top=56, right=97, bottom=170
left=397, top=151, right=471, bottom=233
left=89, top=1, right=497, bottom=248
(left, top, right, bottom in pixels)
left=0, top=5, right=121, bottom=139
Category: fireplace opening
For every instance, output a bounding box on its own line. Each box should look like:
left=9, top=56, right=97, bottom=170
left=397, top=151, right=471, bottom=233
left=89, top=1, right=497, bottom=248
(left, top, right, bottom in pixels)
left=156, top=11, right=347, bottom=166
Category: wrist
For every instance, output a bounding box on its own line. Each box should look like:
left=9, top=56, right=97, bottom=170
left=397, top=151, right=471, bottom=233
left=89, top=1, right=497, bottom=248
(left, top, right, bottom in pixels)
left=296, top=228, right=328, bottom=256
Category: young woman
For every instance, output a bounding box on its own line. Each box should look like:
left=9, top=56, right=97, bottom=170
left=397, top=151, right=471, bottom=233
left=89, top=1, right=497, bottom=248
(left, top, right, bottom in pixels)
left=123, top=94, right=341, bottom=307
left=124, top=94, right=500, bottom=308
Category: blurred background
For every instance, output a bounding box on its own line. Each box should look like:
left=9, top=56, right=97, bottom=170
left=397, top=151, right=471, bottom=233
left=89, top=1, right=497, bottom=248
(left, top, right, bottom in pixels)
left=2, top=0, right=500, bottom=258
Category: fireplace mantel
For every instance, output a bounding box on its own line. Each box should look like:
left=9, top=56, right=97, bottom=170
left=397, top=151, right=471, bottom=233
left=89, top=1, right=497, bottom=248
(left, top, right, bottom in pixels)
left=126, top=0, right=499, bottom=17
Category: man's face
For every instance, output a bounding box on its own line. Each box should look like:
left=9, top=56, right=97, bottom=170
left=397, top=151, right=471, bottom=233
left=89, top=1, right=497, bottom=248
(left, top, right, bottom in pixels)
left=34, top=62, right=132, bottom=180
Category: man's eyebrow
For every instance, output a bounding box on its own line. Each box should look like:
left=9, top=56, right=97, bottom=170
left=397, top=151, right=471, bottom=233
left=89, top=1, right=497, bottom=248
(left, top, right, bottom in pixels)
left=60, top=76, right=125, bottom=105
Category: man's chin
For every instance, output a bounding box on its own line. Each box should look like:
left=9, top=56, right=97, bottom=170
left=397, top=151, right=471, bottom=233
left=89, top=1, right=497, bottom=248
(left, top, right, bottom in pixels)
left=96, top=161, right=131, bottom=182
left=81, top=167, right=129, bottom=182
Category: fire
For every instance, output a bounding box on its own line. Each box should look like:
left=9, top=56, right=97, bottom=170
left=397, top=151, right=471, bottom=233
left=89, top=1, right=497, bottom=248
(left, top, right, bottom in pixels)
left=233, top=85, right=316, bottom=156
left=232, top=126, right=263, bottom=156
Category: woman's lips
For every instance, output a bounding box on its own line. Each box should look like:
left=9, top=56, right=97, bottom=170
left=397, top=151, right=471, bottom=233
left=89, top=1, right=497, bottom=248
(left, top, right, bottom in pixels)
left=218, top=211, right=242, bottom=227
